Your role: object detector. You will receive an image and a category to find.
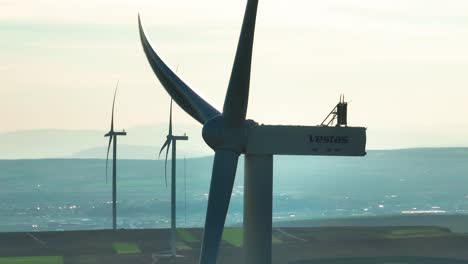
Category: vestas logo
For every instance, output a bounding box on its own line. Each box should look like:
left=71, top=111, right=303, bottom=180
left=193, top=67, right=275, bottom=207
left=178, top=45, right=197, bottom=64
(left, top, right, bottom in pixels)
left=309, top=135, right=349, bottom=144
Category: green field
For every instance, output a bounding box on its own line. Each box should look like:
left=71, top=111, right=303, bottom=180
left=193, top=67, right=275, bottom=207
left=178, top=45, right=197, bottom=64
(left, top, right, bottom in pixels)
left=0, top=256, right=63, bottom=264
left=384, top=227, right=452, bottom=239
left=222, top=228, right=282, bottom=247
left=222, top=227, right=243, bottom=247
left=0, top=226, right=467, bottom=264
left=112, top=242, right=142, bottom=254
left=177, top=228, right=198, bottom=243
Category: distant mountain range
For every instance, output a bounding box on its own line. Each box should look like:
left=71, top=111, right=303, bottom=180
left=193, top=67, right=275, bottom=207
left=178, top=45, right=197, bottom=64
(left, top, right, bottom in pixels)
left=1, top=124, right=467, bottom=159
left=0, top=124, right=211, bottom=159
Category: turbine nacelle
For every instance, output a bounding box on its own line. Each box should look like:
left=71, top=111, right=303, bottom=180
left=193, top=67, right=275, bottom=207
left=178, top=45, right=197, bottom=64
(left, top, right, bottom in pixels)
left=202, top=116, right=257, bottom=153
left=105, top=131, right=127, bottom=137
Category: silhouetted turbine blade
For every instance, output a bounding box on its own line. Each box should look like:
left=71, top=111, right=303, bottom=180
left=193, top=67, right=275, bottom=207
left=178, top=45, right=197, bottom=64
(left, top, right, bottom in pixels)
left=164, top=140, right=172, bottom=188
left=105, top=135, right=113, bottom=184
left=199, top=150, right=239, bottom=264
left=158, top=139, right=170, bottom=159
left=138, top=15, right=221, bottom=125
left=111, top=81, right=119, bottom=131
left=223, top=0, right=258, bottom=127
left=158, top=139, right=170, bottom=187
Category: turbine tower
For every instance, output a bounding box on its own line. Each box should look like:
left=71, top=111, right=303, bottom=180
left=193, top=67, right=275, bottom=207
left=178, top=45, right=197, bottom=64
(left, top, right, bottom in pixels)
left=159, top=99, right=188, bottom=258
left=138, top=0, right=367, bottom=263
left=104, top=82, right=127, bottom=231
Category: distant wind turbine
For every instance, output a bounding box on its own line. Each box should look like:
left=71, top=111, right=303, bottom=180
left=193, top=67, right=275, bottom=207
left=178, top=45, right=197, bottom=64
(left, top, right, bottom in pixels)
left=139, top=1, right=366, bottom=262
left=104, top=81, right=127, bottom=231
left=158, top=99, right=188, bottom=258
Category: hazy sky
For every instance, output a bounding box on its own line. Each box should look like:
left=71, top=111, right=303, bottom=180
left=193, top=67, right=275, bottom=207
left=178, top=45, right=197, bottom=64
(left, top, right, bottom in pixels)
left=1, top=0, right=468, bottom=149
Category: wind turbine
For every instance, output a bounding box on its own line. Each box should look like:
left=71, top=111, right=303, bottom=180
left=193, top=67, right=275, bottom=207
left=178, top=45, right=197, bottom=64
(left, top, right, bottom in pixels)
left=138, top=0, right=367, bottom=263
left=158, top=99, right=188, bottom=258
left=104, top=82, right=127, bottom=231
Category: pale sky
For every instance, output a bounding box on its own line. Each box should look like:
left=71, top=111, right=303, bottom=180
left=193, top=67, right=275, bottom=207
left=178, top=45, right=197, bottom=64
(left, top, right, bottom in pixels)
left=1, top=0, right=468, bottom=149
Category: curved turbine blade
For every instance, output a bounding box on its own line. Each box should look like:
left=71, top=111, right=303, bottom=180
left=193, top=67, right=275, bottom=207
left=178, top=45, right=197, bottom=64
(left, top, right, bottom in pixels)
left=223, top=0, right=259, bottom=127
left=158, top=139, right=170, bottom=159
left=164, top=140, right=172, bottom=188
left=169, top=99, right=173, bottom=135
left=199, top=150, right=239, bottom=264
left=105, top=135, right=113, bottom=184
left=111, top=81, right=119, bottom=131
left=158, top=138, right=171, bottom=187
left=138, top=15, right=221, bottom=125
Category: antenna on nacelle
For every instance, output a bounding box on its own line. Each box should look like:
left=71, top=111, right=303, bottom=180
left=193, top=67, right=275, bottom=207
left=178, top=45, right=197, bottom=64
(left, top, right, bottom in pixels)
left=321, top=95, right=348, bottom=127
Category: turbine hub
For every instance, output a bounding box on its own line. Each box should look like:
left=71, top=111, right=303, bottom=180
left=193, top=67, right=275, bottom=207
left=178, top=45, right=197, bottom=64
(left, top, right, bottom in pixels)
left=202, top=115, right=257, bottom=153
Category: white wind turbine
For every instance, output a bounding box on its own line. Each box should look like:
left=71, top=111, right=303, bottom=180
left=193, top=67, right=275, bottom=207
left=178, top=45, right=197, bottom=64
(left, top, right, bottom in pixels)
left=138, top=0, right=367, bottom=263
left=158, top=99, right=188, bottom=258
left=104, top=82, right=127, bottom=231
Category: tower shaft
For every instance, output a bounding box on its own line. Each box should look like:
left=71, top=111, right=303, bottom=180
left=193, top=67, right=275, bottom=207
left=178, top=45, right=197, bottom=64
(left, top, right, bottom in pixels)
left=171, top=139, right=177, bottom=257
left=244, top=154, right=273, bottom=264
left=113, top=135, right=117, bottom=231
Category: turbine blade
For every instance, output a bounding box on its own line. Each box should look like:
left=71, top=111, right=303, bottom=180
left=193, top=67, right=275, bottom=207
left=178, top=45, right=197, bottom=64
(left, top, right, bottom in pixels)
left=138, top=15, right=221, bottom=125
left=158, top=139, right=170, bottom=159
left=223, top=0, right=259, bottom=127
left=169, top=99, right=173, bottom=135
left=111, top=81, right=119, bottom=131
left=105, top=135, right=113, bottom=184
left=199, top=150, right=239, bottom=264
left=164, top=140, right=172, bottom=188
left=158, top=139, right=170, bottom=188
